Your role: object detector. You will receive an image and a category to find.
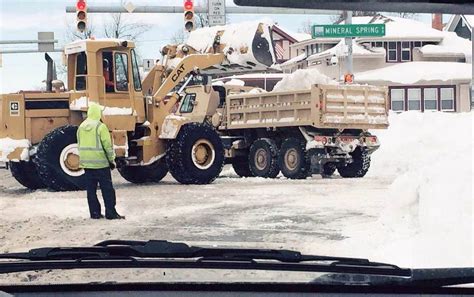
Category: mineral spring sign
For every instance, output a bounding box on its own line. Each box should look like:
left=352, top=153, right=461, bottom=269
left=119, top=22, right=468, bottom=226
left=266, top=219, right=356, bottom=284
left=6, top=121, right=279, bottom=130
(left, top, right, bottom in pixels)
left=312, top=24, right=386, bottom=38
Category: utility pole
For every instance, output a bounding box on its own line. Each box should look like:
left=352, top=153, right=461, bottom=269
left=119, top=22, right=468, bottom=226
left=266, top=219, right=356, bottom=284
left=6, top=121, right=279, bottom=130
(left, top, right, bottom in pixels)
left=344, top=11, right=353, bottom=76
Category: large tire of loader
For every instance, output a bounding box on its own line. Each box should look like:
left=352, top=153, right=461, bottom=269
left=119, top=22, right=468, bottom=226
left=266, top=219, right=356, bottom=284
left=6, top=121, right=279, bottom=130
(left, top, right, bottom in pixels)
left=9, top=161, right=46, bottom=190
left=232, top=156, right=253, bottom=177
left=166, top=123, right=225, bottom=185
left=118, top=159, right=168, bottom=184
left=278, top=138, right=310, bottom=179
left=35, top=125, right=87, bottom=191
left=337, top=147, right=371, bottom=178
left=249, top=138, right=280, bottom=178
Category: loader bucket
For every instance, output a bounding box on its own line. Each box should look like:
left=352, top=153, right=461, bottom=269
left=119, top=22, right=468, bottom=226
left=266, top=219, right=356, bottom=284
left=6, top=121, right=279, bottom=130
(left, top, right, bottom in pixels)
left=184, top=22, right=277, bottom=74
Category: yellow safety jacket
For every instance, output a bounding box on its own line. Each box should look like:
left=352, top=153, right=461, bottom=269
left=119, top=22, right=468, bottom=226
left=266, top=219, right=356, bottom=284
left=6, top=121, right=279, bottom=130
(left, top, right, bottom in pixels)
left=77, top=103, right=115, bottom=169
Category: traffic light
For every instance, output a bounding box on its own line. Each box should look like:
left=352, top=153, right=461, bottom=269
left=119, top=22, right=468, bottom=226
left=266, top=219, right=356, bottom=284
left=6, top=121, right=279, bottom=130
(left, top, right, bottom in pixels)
left=76, top=0, right=87, bottom=33
left=184, top=0, right=195, bottom=32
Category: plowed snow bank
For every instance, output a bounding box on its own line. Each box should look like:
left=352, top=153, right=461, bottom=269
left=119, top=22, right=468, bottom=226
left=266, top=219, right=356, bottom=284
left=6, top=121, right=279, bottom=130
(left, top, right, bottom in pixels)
left=351, top=112, right=473, bottom=267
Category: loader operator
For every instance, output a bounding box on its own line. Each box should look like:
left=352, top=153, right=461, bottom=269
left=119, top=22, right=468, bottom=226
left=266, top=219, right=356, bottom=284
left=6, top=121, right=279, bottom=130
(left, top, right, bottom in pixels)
left=77, top=103, right=125, bottom=220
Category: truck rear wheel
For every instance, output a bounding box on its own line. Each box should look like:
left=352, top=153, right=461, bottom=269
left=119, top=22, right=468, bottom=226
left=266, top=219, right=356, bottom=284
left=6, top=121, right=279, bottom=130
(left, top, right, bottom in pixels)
left=35, top=125, right=86, bottom=191
left=9, top=161, right=46, bottom=190
left=278, top=138, right=310, bottom=179
left=232, top=156, right=253, bottom=177
left=249, top=138, right=279, bottom=178
left=337, top=147, right=371, bottom=178
left=322, top=163, right=337, bottom=178
left=166, top=123, right=224, bottom=185
left=118, top=159, right=168, bottom=184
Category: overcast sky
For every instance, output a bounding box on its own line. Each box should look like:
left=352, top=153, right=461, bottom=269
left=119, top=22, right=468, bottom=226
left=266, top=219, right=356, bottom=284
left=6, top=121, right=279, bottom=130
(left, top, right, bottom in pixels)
left=0, top=0, right=438, bottom=93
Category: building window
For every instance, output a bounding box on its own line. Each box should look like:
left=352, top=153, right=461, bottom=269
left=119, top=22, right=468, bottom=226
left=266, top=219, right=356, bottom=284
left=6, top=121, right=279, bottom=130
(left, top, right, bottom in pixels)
left=407, top=88, right=421, bottom=110
left=390, top=88, right=405, bottom=111
left=423, top=88, right=438, bottom=111
left=387, top=42, right=398, bottom=62
left=440, top=88, right=455, bottom=111
left=401, top=42, right=411, bottom=61
left=413, top=41, right=422, bottom=48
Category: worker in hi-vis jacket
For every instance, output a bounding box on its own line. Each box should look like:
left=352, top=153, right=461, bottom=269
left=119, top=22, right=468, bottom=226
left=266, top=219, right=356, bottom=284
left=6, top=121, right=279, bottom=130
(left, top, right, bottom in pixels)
left=77, top=103, right=125, bottom=220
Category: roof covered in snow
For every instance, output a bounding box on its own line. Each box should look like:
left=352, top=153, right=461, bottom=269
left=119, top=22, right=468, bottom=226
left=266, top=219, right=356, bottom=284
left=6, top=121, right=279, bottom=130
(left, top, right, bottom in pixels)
left=215, top=73, right=289, bottom=81
left=355, top=62, right=472, bottom=84
left=446, top=14, right=474, bottom=32
left=280, top=53, right=307, bottom=67
left=419, top=31, right=472, bottom=61
left=272, top=25, right=311, bottom=42
left=307, top=40, right=385, bottom=61
left=351, top=15, right=445, bottom=42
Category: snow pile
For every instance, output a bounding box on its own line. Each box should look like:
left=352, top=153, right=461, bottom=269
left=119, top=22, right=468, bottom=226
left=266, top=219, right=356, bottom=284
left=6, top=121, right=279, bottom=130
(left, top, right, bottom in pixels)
left=273, top=68, right=337, bottom=91
left=248, top=88, right=267, bottom=94
left=356, top=62, right=472, bottom=84
left=361, top=112, right=473, bottom=267
left=420, top=31, right=472, bottom=62
left=224, top=79, right=245, bottom=87
left=186, top=21, right=276, bottom=71
left=0, top=138, right=30, bottom=162
left=70, top=97, right=134, bottom=116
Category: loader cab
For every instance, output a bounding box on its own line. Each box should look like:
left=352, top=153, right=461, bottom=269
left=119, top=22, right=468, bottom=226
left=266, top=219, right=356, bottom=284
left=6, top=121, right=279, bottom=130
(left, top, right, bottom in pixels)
left=65, top=39, right=146, bottom=123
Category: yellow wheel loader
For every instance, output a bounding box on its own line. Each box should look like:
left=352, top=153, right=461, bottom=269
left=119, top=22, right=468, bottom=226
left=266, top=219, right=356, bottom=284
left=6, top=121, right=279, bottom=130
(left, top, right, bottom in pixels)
left=0, top=23, right=276, bottom=190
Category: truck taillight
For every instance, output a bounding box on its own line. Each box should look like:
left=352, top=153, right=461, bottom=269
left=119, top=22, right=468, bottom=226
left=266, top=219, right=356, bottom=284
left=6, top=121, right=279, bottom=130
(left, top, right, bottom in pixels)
left=314, top=136, right=327, bottom=145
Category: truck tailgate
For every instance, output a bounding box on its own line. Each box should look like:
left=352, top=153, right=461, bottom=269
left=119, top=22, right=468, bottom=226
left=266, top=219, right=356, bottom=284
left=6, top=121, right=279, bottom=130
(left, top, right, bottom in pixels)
left=318, top=85, right=389, bottom=130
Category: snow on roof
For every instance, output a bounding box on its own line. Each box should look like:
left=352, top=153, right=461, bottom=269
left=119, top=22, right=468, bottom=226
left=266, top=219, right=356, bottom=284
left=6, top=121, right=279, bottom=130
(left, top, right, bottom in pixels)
left=419, top=31, right=472, bottom=61
left=216, top=73, right=289, bottom=81
left=352, top=15, right=445, bottom=41
left=463, top=15, right=474, bottom=28
left=307, top=40, right=385, bottom=61
left=355, top=62, right=472, bottom=84
left=272, top=25, right=312, bottom=42
left=280, top=53, right=306, bottom=67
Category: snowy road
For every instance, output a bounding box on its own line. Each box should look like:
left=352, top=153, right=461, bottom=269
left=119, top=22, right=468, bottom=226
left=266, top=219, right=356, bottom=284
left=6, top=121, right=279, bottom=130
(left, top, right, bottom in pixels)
left=0, top=167, right=391, bottom=256
left=0, top=111, right=472, bottom=281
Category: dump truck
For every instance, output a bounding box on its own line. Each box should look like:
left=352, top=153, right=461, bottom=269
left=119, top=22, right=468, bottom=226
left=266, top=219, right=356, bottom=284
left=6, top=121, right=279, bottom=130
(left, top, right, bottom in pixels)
left=162, top=83, right=389, bottom=180
left=0, top=23, right=276, bottom=190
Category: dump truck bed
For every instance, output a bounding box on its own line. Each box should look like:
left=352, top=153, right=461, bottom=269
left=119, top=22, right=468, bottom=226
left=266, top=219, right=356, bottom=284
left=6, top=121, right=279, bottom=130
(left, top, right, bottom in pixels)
left=224, top=84, right=389, bottom=130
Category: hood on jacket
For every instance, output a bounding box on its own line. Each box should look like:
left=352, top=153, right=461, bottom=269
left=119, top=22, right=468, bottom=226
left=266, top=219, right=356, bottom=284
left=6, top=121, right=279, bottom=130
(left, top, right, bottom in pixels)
left=87, top=103, right=102, bottom=121
left=80, top=103, right=103, bottom=131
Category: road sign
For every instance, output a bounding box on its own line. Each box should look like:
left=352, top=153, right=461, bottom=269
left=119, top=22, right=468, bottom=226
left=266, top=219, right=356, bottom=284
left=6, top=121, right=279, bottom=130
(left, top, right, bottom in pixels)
left=312, top=24, right=386, bottom=38
left=208, top=0, right=226, bottom=26
left=123, top=1, right=136, bottom=13
left=143, top=59, right=154, bottom=71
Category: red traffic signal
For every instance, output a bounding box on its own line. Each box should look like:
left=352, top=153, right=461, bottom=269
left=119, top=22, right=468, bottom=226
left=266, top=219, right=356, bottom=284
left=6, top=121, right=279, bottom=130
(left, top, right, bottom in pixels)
left=76, top=0, right=86, bottom=10
left=183, top=0, right=195, bottom=32
left=76, top=0, right=87, bottom=33
left=184, top=0, right=193, bottom=10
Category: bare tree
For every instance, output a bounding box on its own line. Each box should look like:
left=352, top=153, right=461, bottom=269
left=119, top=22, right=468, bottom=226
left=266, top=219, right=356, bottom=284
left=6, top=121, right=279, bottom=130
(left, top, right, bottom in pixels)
left=331, top=11, right=379, bottom=24
left=298, top=19, right=312, bottom=35
left=393, top=12, right=418, bottom=19
left=103, top=12, right=151, bottom=41
left=170, top=29, right=188, bottom=44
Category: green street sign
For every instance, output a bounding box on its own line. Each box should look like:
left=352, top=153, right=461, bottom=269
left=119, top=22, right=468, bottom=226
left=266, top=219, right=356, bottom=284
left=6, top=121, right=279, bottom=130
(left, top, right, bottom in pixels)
left=312, top=24, right=386, bottom=38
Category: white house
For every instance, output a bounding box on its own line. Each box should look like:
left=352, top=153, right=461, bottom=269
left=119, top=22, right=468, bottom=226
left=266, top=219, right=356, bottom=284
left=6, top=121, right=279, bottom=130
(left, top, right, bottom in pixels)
left=281, top=15, right=473, bottom=113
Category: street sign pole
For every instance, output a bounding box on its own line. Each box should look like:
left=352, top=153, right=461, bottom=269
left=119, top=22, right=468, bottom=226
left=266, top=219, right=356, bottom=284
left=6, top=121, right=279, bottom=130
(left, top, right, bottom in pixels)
left=345, top=11, right=353, bottom=75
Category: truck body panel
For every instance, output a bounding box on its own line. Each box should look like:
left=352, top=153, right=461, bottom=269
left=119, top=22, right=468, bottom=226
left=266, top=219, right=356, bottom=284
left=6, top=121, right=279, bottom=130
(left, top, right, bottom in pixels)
left=224, top=84, right=389, bottom=131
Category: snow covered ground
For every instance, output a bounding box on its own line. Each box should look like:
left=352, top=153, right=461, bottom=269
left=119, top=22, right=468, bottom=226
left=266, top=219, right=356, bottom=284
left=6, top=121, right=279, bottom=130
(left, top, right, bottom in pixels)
left=0, top=111, right=472, bottom=283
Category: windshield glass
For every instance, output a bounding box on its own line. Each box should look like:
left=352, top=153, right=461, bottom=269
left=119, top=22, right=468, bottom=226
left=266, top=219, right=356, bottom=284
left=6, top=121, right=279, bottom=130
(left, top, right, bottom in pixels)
left=0, top=0, right=472, bottom=288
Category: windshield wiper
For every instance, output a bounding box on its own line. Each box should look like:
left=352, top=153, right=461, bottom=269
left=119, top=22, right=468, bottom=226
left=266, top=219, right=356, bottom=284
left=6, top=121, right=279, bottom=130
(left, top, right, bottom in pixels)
left=0, top=239, right=408, bottom=277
